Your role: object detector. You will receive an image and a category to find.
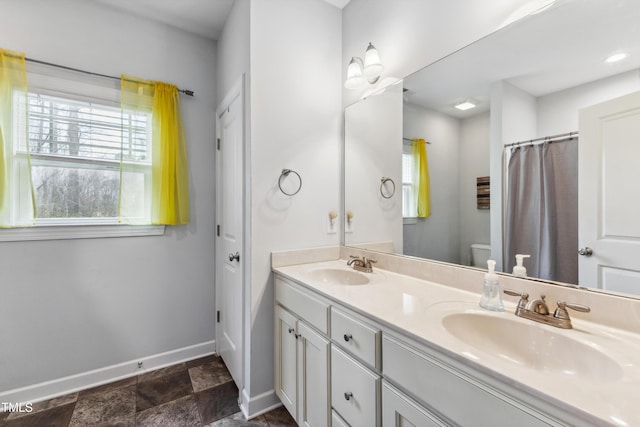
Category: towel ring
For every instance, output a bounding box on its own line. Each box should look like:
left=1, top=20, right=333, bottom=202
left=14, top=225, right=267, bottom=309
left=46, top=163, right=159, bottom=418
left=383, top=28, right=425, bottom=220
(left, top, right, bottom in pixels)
left=380, top=177, right=396, bottom=199
left=279, top=169, right=302, bottom=196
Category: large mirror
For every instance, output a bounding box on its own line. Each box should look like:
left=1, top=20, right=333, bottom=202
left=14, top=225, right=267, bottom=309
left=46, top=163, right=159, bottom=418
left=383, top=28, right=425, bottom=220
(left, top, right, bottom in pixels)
left=344, top=0, right=640, bottom=297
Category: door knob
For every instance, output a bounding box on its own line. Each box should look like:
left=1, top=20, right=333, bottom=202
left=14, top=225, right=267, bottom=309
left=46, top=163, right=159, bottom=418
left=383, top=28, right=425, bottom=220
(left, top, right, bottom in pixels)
left=229, top=252, right=240, bottom=262
left=578, top=247, right=593, bottom=256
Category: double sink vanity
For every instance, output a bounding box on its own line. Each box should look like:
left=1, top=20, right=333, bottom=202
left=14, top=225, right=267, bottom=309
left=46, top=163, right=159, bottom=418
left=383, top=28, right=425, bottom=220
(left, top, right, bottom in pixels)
left=272, top=246, right=640, bottom=426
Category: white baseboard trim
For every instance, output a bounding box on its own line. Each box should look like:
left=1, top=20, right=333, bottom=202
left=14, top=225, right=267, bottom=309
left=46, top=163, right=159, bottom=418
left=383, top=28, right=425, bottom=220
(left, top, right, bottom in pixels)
left=0, top=340, right=216, bottom=405
left=240, top=388, right=282, bottom=420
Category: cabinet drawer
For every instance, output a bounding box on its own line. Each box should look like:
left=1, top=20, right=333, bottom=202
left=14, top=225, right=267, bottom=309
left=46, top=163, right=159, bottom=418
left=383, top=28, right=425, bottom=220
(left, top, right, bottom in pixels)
left=383, top=335, right=549, bottom=427
left=331, top=345, right=380, bottom=427
left=330, top=307, right=381, bottom=370
left=275, top=276, right=329, bottom=334
left=382, top=381, right=446, bottom=427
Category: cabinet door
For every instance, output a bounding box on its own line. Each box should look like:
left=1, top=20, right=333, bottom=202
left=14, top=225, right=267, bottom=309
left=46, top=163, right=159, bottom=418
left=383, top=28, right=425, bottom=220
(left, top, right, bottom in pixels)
left=297, top=321, right=330, bottom=427
left=275, top=306, right=298, bottom=419
left=382, top=381, right=446, bottom=427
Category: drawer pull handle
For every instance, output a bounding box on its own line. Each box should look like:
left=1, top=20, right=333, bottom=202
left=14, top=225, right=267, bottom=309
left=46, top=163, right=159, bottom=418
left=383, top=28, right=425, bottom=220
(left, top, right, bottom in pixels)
left=288, top=328, right=294, bottom=334
left=344, top=392, right=353, bottom=401
left=343, top=334, right=353, bottom=342
left=294, top=333, right=301, bottom=339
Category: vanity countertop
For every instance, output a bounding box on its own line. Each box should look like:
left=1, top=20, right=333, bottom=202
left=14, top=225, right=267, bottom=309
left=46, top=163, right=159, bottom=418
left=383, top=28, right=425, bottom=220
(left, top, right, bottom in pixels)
left=273, top=259, right=640, bottom=427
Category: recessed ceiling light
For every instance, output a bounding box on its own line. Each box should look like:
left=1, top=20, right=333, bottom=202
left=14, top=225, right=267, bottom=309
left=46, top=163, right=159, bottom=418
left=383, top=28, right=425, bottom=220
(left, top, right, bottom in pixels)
left=454, top=101, right=476, bottom=111
left=605, top=52, right=629, bottom=63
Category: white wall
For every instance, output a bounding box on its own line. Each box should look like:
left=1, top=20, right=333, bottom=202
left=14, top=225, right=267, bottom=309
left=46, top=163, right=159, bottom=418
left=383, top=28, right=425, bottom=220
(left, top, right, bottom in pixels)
left=537, top=70, right=640, bottom=137
left=248, top=0, right=342, bottom=413
left=459, top=112, right=491, bottom=265
left=0, top=0, right=217, bottom=398
left=402, top=104, right=460, bottom=262
left=345, top=85, right=403, bottom=251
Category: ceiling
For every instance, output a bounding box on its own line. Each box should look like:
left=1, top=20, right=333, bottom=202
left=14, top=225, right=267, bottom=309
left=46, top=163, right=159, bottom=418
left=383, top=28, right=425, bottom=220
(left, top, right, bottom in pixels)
left=403, top=0, right=640, bottom=118
left=96, top=0, right=350, bottom=41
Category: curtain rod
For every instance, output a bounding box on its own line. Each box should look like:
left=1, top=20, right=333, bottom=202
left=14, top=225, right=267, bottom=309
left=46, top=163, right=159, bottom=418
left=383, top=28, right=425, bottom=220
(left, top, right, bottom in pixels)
left=504, top=131, right=578, bottom=148
left=24, top=57, right=195, bottom=97
left=403, top=137, right=432, bottom=144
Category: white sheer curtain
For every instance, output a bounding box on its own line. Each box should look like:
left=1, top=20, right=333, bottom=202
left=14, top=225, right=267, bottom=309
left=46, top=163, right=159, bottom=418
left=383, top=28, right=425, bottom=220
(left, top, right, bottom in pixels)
left=505, top=137, right=578, bottom=283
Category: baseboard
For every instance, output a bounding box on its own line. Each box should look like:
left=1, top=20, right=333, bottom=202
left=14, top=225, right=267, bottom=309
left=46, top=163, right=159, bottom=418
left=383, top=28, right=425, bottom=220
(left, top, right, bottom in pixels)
left=240, top=387, right=282, bottom=420
left=0, top=340, right=216, bottom=405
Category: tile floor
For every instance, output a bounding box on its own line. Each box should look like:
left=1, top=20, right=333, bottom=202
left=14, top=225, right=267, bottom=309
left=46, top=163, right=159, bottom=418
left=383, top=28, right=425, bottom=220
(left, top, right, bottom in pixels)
left=0, top=355, right=296, bottom=426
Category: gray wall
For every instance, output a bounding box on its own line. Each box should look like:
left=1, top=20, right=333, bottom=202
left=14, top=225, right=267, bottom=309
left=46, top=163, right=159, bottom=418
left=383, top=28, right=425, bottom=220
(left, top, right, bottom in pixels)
left=0, top=0, right=217, bottom=397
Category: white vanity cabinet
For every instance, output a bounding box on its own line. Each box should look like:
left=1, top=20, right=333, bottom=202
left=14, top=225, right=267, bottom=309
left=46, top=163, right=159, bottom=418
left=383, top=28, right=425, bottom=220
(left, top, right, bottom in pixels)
left=275, top=278, right=331, bottom=427
left=274, top=272, right=576, bottom=427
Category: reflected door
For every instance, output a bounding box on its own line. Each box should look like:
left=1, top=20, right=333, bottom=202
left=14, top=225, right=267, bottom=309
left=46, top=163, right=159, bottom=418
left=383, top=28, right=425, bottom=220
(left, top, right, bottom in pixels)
left=578, top=91, right=640, bottom=294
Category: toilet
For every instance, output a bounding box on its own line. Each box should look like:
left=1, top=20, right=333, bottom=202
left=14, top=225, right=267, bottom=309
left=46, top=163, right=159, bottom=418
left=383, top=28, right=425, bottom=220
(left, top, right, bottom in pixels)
left=470, top=244, right=491, bottom=267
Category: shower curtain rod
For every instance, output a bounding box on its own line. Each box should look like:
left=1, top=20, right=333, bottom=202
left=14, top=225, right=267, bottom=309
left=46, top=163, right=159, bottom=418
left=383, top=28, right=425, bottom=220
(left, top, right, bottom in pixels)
left=504, top=131, right=578, bottom=148
left=403, top=137, right=432, bottom=144
left=23, top=57, right=195, bottom=97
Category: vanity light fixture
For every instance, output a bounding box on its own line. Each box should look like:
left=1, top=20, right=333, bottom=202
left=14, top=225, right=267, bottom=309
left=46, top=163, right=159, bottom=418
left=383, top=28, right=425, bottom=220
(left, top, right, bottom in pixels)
left=345, top=43, right=384, bottom=89
left=605, top=52, right=629, bottom=63
left=454, top=100, right=477, bottom=111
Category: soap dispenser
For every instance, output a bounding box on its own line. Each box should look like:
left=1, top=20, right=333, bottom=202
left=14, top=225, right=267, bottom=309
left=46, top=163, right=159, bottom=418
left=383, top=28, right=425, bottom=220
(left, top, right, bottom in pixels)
left=512, top=254, right=530, bottom=278
left=479, top=260, right=504, bottom=311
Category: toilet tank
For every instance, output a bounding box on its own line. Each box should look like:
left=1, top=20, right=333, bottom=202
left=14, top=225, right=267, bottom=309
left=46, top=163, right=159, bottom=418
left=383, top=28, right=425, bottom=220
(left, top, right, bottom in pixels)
left=470, top=244, right=491, bottom=267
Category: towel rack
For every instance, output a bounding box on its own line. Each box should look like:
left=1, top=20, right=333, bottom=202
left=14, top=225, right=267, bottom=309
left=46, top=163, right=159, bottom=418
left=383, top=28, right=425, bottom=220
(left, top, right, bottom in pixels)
left=278, top=169, right=302, bottom=196
left=380, top=177, right=396, bottom=199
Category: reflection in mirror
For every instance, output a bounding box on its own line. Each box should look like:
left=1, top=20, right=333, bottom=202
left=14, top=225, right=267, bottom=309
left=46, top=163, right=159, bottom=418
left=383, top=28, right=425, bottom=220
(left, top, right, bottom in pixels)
left=344, top=0, right=640, bottom=298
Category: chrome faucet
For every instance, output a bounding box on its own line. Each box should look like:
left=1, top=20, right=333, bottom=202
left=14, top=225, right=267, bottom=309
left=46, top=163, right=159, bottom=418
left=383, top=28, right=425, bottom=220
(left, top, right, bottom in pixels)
left=347, top=255, right=377, bottom=273
left=503, top=289, right=590, bottom=329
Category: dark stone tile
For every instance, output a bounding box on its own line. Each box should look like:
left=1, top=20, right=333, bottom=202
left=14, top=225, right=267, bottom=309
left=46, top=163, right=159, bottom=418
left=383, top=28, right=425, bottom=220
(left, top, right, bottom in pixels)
left=186, top=354, right=219, bottom=369
left=263, top=406, right=297, bottom=427
left=136, top=368, right=193, bottom=412
left=6, top=393, right=78, bottom=420
left=30, top=393, right=78, bottom=414
left=69, top=384, right=136, bottom=427
left=188, top=356, right=233, bottom=392
left=135, top=395, right=201, bottom=427
left=138, top=363, right=187, bottom=383
left=206, top=411, right=269, bottom=426
left=1, top=403, right=75, bottom=427
left=79, top=376, right=137, bottom=398
left=195, top=381, right=239, bottom=424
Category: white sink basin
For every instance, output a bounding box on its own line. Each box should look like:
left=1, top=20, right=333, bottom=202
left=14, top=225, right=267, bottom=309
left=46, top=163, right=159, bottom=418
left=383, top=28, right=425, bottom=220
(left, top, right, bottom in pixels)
left=304, top=268, right=370, bottom=285
left=442, top=313, right=623, bottom=382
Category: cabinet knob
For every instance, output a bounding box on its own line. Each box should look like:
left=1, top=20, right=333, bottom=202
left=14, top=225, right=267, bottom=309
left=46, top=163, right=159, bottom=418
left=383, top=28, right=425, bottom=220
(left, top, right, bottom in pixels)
left=344, top=392, right=353, bottom=401
left=343, top=334, right=353, bottom=342
left=294, top=333, right=301, bottom=339
left=288, top=328, right=294, bottom=334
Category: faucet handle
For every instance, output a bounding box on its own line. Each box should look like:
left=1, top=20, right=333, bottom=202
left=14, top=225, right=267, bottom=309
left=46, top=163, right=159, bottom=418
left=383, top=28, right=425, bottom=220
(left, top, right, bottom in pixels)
left=503, top=289, right=529, bottom=310
left=553, top=301, right=591, bottom=320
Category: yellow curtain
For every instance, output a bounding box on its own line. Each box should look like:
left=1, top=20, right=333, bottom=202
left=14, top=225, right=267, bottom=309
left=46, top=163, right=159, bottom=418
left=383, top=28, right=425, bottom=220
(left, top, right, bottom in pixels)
left=0, top=49, right=35, bottom=227
left=412, top=138, right=431, bottom=218
left=121, top=75, right=189, bottom=225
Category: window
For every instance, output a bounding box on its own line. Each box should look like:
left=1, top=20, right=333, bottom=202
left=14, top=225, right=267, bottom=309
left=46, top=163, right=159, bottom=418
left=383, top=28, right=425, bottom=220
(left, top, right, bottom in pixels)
left=402, top=143, right=416, bottom=219
left=0, top=68, right=164, bottom=241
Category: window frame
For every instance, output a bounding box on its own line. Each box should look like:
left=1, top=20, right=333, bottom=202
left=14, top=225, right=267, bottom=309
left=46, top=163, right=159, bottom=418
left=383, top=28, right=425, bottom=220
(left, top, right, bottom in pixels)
left=402, top=142, right=417, bottom=224
left=0, top=65, right=164, bottom=241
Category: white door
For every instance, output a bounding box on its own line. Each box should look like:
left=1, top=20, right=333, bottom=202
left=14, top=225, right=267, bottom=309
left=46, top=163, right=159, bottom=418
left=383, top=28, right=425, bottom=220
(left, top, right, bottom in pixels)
left=578, top=91, right=640, bottom=294
left=216, top=82, right=244, bottom=386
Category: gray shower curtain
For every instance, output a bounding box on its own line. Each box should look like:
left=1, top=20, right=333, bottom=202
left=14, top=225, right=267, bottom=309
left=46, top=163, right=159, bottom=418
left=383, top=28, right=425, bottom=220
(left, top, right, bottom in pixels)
left=505, top=138, right=578, bottom=283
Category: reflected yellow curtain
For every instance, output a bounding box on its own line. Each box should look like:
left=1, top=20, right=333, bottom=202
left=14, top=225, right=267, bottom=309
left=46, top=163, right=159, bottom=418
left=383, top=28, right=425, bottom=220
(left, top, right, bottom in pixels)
left=412, top=138, right=430, bottom=218
left=0, top=49, right=35, bottom=227
left=121, top=75, right=189, bottom=225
